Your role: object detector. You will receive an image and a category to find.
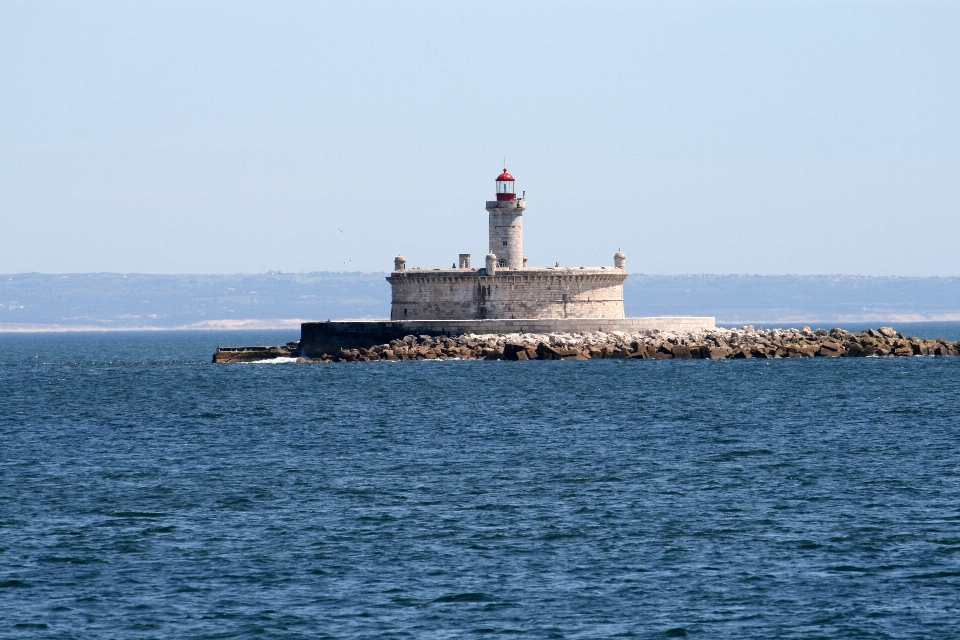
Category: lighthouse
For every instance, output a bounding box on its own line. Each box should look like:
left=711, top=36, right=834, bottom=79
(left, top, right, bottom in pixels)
left=486, top=168, right=526, bottom=269
left=385, top=166, right=629, bottom=321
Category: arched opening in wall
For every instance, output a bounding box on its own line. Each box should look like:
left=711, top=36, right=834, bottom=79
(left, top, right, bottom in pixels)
left=404, top=308, right=408, bottom=317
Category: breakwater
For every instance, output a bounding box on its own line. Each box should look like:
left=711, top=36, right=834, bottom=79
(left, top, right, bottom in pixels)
left=213, top=325, right=960, bottom=362
left=297, top=317, right=715, bottom=358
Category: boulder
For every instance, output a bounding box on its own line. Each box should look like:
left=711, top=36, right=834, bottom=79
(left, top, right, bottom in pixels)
left=687, top=345, right=708, bottom=359
left=878, top=327, right=897, bottom=338
left=672, top=345, right=693, bottom=359
left=503, top=343, right=527, bottom=360
left=537, top=343, right=562, bottom=360
left=707, top=346, right=731, bottom=359
left=844, top=343, right=866, bottom=357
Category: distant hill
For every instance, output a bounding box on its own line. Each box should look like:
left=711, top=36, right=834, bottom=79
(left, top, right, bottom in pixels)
left=1, top=272, right=959, bottom=330
left=626, top=275, right=960, bottom=324
left=0, top=272, right=390, bottom=330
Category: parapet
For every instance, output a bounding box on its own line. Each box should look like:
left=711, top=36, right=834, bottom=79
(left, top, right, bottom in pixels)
left=388, top=265, right=627, bottom=279
left=485, top=200, right=526, bottom=211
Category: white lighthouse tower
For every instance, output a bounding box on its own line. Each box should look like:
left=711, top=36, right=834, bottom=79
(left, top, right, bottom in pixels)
left=486, top=168, right=526, bottom=269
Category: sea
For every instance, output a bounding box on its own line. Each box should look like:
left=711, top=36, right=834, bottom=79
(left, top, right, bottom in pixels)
left=2, top=324, right=960, bottom=638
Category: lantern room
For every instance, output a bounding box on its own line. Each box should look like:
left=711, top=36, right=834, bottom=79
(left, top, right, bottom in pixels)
left=495, top=168, right=516, bottom=201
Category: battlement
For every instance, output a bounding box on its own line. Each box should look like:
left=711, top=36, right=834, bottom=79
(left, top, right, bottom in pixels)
left=389, top=266, right=626, bottom=280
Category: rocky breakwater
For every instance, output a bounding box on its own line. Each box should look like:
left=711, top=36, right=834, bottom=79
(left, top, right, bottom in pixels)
left=212, top=342, right=301, bottom=363
left=304, top=326, right=960, bottom=362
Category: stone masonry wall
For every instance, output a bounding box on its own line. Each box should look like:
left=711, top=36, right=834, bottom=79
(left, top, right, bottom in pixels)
left=299, top=316, right=716, bottom=357
left=387, top=268, right=627, bottom=320
left=487, top=204, right=524, bottom=269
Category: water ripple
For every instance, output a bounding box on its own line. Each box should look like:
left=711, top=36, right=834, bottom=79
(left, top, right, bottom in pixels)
left=2, top=331, right=960, bottom=637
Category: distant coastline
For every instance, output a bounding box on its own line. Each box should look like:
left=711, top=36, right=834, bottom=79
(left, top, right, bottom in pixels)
left=0, top=319, right=309, bottom=333
left=3, top=272, right=960, bottom=331
left=7, top=315, right=960, bottom=333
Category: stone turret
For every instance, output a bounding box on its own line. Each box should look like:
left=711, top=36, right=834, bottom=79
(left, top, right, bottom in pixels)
left=614, top=250, right=626, bottom=270
left=394, top=254, right=406, bottom=271
left=485, top=253, right=498, bottom=276
left=486, top=168, right=525, bottom=269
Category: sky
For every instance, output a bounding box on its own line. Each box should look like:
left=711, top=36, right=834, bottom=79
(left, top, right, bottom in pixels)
left=1, top=1, right=959, bottom=276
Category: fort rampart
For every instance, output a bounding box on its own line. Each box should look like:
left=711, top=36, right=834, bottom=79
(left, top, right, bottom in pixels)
left=386, top=267, right=627, bottom=321
left=298, top=317, right=715, bottom=358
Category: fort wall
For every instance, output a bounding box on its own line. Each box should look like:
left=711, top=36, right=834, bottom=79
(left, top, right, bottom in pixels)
left=299, top=316, right=717, bottom=357
left=387, top=268, right=627, bottom=320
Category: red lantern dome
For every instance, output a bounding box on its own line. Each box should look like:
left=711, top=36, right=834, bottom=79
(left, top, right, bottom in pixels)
left=495, top=168, right=516, bottom=201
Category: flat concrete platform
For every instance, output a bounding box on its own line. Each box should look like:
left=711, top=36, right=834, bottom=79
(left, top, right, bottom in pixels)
left=299, top=317, right=715, bottom=358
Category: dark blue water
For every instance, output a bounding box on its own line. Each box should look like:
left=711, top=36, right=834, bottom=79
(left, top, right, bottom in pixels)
left=3, top=330, right=960, bottom=638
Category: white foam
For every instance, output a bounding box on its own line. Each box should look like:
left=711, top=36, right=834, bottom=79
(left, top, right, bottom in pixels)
left=243, top=357, right=299, bottom=364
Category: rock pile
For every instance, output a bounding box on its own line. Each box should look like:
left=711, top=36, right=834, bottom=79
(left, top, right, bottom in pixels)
left=308, top=326, right=960, bottom=362
left=213, top=342, right=300, bottom=363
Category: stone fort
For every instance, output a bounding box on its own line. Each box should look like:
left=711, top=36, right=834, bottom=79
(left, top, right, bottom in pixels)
left=289, top=168, right=713, bottom=357
left=387, top=168, right=629, bottom=321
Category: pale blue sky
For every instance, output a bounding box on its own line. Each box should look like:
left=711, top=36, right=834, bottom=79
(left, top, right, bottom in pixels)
left=1, top=1, right=958, bottom=275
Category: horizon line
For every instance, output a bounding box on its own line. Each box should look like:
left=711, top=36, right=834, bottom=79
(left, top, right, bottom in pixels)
left=3, top=271, right=960, bottom=280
